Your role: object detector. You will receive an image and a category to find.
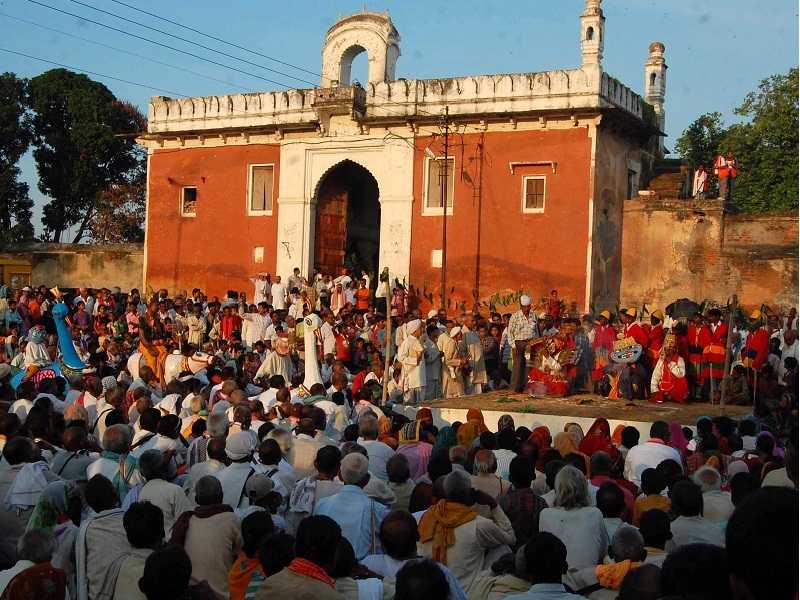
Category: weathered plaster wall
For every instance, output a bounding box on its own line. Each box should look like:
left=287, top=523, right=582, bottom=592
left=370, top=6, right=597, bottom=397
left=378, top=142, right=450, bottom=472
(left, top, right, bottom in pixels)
left=620, top=199, right=798, bottom=311
left=2, top=243, right=143, bottom=291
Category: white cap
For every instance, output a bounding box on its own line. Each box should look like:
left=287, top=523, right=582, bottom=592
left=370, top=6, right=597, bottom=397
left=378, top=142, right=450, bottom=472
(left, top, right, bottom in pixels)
left=520, top=295, right=532, bottom=306
left=427, top=309, right=439, bottom=319
left=450, top=326, right=462, bottom=337
left=406, top=319, right=422, bottom=333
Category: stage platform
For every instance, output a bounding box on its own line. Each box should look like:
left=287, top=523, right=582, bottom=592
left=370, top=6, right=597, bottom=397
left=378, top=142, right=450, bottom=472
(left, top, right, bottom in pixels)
left=393, top=390, right=752, bottom=440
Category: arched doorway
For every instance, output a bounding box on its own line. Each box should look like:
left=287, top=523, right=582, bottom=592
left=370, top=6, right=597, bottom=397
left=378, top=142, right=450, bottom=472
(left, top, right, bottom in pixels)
left=314, top=160, right=380, bottom=279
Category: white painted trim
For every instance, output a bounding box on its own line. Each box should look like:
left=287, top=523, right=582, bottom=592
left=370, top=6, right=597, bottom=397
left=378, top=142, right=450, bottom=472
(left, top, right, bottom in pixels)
left=421, top=156, right=454, bottom=216
left=521, top=175, right=546, bottom=214
left=246, top=163, right=275, bottom=216
left=180, top=186, right=197, bottom=218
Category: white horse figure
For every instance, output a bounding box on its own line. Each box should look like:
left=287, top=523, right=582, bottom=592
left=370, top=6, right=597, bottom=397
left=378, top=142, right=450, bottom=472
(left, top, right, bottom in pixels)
left=303, top=313, right=324, bottom=389
left=128, top=350, right=214, bottom=384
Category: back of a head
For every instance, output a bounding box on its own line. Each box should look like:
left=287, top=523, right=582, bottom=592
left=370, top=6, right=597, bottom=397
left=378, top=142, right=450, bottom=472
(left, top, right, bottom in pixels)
left=124, top=501, right=165, bottom=549
left=294, top=515, right=341, bottom=569
left=395, top=559, right=450, bottom=600
left=590, top=451, right=612, bottom=475
left=85, top=474, right=119, bottom=512
left=316, top=445, right=343, bottom=476
left=359, top=415, right=378, bottom=439
left=258, top=438, right=283, bottom=466
left=661, top=543, right=732, bottom=600
left=448, top=445, right=468, bottom=466
left=140, top=545, right=193, bottom=600
left=442, top=469, right=472, bottom=504
left=379, top=509, right=419, bottom=559
left=157, top=414, right=180, bottom=437
left=728, top=472, right=760, bottom=507
left=621, top=426, right=640, bottom=449
left=596, top=481, right=625, bottom=519
left=639, top=508, right=672, bottom=549
left=103, top=423, right=132, bottom=455
left=479, top=431, right=496, bottom=450
left=242, top=511, right=275, bottom=557
left=16, top=529, right=56, bottom=564
left=650, top=420, right=670, bottom=441
left=497, top=428, right=517, bottom=451
left=554, top=465, right=590, bottom=509
left=195, top=475, right=224, bottom=506
left=427, top=454, right=453, bottom=482
left=259, top=532, right=295, bottom=578
left=508, top=455, right=536, bottom=488
left=139, top=408, right=161, bottom=433
left=641, top=468, right=666, bottom=496
left=544, top=459, right=565, bottom=489
left=617, top=563, right=662, bottom=600
left=610, top=526, right=645, bottom=562
left=386, top=453, right=410, bottom=484
left=340, top=452, right=370, bottom=486
left=138, top=449, right=167, bottom=481
left=2, top=436, right=35, bottom=466
left=525, top=532, right=568, bottom=584
left=726, top=486, right=799, bottom=600
left=474, top=449, right=497, bottom=474
left=694, top=465, right=722, bottom=493
left=310, top=407, right=327, bottom=432
left=670, top=481, right=703, bottom=517
left=563, top=452, right=587, bottom=475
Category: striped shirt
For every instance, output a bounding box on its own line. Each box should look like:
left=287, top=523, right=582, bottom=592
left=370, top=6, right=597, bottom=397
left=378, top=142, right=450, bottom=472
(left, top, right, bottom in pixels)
left=506, top=310, right=538, bottom=346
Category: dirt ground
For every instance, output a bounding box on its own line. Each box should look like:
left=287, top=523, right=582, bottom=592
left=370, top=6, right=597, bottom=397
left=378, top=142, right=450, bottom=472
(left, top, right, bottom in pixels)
left=423, top=389, right=753, bottom=423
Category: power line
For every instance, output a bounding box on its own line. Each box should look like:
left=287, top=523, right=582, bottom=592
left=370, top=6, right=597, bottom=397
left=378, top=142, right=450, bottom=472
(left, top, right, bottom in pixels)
left=109, top=0, right=319, bottom=78
left=0, top=12, right=258, bottom=93
left=26, top=0, right=301, bottom=90
left=64, top=0, right=319, bottom=87
left=0, top=47, right=189, bottom=97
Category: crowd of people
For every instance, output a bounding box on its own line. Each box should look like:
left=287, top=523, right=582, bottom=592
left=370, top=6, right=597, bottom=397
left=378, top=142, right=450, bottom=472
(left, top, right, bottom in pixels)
left=0, top=275, right=797, bottom=600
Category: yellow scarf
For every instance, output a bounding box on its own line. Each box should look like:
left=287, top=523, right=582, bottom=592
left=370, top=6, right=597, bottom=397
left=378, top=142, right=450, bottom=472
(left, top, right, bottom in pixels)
left=418, top=499, right=477, bottom=563
left=595, top=560, right=642, bottom=590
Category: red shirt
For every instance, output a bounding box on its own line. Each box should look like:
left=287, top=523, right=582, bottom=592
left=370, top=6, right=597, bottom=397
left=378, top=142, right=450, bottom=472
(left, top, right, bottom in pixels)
left=335, top=333, right=351, bottom=362
left=355, top=287, right=371, bottom=311
left=220, top=314, right=242, bottom=341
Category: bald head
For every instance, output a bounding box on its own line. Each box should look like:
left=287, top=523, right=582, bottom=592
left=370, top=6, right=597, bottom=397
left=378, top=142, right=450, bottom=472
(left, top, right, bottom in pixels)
left=221, top=380, right=238, bottom=396
left=62, top=427, right=87, bottom=452
left=297, top=418, right=316, bottom=436
left=380, top=509, right=419, bottom=559
left=230, top=389, right=248, bottom=406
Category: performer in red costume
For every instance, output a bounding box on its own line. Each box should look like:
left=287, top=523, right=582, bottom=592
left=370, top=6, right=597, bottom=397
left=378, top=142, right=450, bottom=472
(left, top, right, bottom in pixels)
left=742, top=309, right=770, bottom=388
left=700, top=308, right=728, bottom=399
left=650, top=334, right=690, bottom=404
left=687, top=311, right=711, bottom=399
left=643, top=310, right=665, bottom=372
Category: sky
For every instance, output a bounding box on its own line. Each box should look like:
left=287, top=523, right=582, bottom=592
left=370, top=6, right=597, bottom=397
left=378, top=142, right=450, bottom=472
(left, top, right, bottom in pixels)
left=2, top=0, right=798, bottom=238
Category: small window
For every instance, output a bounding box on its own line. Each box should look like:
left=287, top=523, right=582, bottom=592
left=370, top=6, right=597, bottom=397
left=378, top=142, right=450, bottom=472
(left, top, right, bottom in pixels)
left=650, top=72, right=657, bottom=86
left=522, top=176, right=546, bottom=213
left=586, top=27, right=594, bottom=41
left=248, top=164, right=275, bottom=214
left=181, top=187, right=197, bottom=217
left=423, top=156, right=455, bottom=215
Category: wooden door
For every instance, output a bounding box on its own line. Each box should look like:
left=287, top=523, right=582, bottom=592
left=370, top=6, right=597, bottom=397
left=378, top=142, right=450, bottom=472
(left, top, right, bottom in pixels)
left=314, top=165, right=349, bottom=275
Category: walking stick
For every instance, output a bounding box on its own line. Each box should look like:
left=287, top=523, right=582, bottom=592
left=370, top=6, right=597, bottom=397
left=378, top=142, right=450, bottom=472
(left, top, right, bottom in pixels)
left=381, top=271, right=391, bottom=407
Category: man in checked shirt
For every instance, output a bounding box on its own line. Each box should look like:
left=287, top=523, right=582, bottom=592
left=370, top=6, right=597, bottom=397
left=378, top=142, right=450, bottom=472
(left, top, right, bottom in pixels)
left=507, top=295, right=538, bottom=392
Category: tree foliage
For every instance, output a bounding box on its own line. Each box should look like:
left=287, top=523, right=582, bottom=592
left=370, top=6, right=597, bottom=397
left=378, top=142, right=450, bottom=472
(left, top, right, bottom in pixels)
left=0, top=72, right=35, bottom=247
left=675, top=68, right=798, bottom=213
left=27, top=69, right=145, bottom=243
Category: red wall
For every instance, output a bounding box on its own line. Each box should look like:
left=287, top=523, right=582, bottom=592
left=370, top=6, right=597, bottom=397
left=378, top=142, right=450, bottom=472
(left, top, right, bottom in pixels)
left=146, top=144, right=281, bottom=296
left=409, top=128, right=592, bottom=313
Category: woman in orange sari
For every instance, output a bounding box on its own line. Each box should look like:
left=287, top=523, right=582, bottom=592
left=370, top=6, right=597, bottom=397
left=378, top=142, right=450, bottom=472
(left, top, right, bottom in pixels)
left=553, top=431, right=591, bottom=475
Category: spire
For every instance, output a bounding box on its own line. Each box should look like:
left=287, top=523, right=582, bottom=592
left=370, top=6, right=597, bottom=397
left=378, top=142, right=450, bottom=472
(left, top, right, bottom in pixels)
left=580, top=0, right=605, bottom=67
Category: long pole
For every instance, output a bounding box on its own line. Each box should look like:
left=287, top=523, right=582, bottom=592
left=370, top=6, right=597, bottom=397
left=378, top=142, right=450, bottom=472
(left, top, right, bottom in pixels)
left=719, top=294, right=738, bottom=414
left=440, top=106, right=450, bottom=310
left=381, top=273, right=391, bottom=407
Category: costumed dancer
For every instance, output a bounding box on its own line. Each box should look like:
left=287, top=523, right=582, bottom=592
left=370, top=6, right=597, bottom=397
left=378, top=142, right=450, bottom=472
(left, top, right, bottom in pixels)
left=526, top=332, right=579, bottom=397
left=700, top=308, right=728, bottom=399
left=600, top=336, right=647, bottom=401
left=687, top=311, right=711, bottom=399
left=591, top=310, right=616, bottom=391
left=643, top=310, right=665, bottom=373
left=742, top=309, right=770, bottom=390
left=21, top=325, right=52, bottom=383
left=649, top=334, right=689, bottom=404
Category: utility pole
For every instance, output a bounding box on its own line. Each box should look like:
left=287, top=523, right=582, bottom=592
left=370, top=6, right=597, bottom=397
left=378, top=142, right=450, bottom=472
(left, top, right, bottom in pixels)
left=719, top=294, right=738, bottom=414
left=440, top=106, right=450, bottom=310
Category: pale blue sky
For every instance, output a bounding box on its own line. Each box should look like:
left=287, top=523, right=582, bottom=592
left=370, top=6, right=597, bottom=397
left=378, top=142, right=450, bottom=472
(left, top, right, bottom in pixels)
left=2, top=0, right=797, bottom=238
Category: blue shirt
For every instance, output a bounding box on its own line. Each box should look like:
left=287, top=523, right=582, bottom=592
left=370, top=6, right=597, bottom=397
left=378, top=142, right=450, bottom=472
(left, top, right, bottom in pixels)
left=313, top=484, right=390, bottom=560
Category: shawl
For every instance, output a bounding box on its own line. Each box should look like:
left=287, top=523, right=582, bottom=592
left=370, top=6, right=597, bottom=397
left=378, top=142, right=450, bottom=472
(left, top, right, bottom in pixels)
left=457, top=419, right=483, bottom=449
left=669, top=422, right=689, bottom=459
left=595, top=560, right=642, bottom=589
left=578, top=418, right=619, bottom=461
left=100, top=451, right=139, bottom=501
left=170, top=503, right=234, bottom=546
left=554, top=432, right=590, bottom=474
left=289, top=475, right=319, bottom=515
left=26, top=481, right=71, bottom=533
left=418, top=499, right=477, bottom=563
left=287, top=558, right=335, bottom=589
left=416, top=407, right=433, bottom=426
left=432, top=426, right=457, bottom=457
left=0, top=562, right=66, bottom=600
left=378, top=417, right=398, bottom=450
left=565, top=423, right=585, bottom=445
left=399, top=420, right=421, bottom=444
left=497, top=414, right=515, bottom=432
left=611, top=424, right=625, bottom=446
left=466, top=408, right=488, bottom=430
left=528, top=426, right=553, bottom=450
left=95, top=548, right=152, bottom=600
left=3, top=461, right=50, bottom=512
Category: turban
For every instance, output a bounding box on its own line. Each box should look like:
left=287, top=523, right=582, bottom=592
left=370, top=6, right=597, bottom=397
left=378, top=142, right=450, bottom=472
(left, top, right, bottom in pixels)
left=226, top=432, right=257, bottom=460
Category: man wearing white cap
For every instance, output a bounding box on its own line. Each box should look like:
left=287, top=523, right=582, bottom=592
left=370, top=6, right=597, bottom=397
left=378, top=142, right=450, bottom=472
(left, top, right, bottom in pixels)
left=213, top=431, right=258, bottom=508
left=397, top=319, right=427, bottom=404
left=507, top=296, right=538, bottom=392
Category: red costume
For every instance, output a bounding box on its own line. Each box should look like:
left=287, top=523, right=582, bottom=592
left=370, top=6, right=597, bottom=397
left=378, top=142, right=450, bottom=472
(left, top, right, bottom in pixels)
left=643, top=324, right=664, bottom=369
left=591, top=325, right=617, bottom=381
left=623, top=322, right=649, bottom=349
left=687, top=323, right=711, bottom=383
left=743, top=327, right=770, bottom=386
left=700, top=323, right=728, bottom=384
left=650, top=354, right=690, bottom=404
left=219, top=313, right=242, bottom=342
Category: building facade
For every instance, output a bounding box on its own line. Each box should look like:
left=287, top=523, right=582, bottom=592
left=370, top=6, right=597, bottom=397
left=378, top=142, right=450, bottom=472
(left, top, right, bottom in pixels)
left=139, top=0, right=665, bottom=311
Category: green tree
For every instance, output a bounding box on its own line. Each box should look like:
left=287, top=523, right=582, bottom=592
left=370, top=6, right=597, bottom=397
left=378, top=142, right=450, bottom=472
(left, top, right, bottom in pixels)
left=27, top=69, right=144, bottom=242
left=674, top=111, right=727, bottom=171
left=0, top=72, right=35, bottom=247
left=723, top=68, right=799, bottom=213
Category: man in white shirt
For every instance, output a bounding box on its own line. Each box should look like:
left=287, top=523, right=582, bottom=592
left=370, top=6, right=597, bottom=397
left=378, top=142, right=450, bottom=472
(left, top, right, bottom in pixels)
left=271, top=276, right=288, bottom=311
left=694, top=466, right=734, bottom=525
left=320, top=311, right=337, bottom=357
left=136, top=449, right=192, bottom=534
left=779, top=330, right=799, bottom=379
left=249, top=273, right=268, bottom=305
left=359, top=415, right=395, bottom=482
left=623, top=421, right=682, bottom=490
left=666, top=480, right=725, bottom=550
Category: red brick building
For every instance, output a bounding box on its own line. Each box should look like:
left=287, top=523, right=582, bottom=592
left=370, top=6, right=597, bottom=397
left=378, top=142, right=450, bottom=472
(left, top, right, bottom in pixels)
left=139, top=0, right=667, bottom=311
